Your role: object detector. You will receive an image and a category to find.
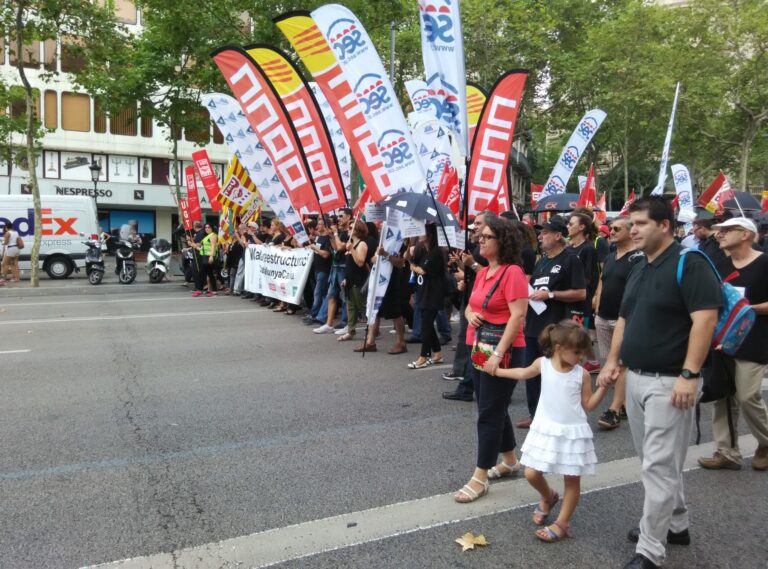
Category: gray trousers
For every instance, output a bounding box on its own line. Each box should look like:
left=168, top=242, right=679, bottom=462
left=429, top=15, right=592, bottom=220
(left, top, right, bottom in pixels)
left=233, top=258, right=245, bottom=293
left=625, top=370, right=701, bottom=567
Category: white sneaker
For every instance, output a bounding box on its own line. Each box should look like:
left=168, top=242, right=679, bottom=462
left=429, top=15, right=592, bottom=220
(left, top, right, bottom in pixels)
left=334, top=325, right=349, bottom=335
left=313, top=324, right=334, bottom=334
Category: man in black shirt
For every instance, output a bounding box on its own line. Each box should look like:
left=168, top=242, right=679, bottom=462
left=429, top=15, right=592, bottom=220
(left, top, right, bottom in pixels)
left=519, top=216, right=586, bottom=428
left=694, top=217, right=727, bottom=265
left=697, top=217, right=768, bottom=472
left=598, top=197, right=722, bottom=569
left=303, top=216, right=333, bottom=325
left=593, top=216, right=643, bottom=430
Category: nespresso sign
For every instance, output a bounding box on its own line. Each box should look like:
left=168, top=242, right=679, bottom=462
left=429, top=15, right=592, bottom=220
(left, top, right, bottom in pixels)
left=55, top=185, right=113, bottom=198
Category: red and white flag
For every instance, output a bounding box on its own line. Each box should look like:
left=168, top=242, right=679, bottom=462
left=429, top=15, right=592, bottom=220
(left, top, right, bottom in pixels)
left=618, top=190, right=636, bottom=217
left=191, top=150, right=222, bottom=212
left=179, top=199, right=192, bottom=231
left=697, top=171, right=734, bottom=215
left=184, top=166, right=203, bottom=222
left=577, top=163, right=597, bottom=208
left=595, top=192, right=606, bottom=223
left=436, top=166, right=460, bottom=218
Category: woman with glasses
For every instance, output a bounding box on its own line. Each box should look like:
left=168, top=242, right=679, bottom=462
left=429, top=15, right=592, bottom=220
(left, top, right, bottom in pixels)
left=454, top=213, right=529, bottom=503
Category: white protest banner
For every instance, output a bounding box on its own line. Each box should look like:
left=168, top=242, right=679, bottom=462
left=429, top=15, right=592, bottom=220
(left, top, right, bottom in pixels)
left=364, top=201, right=387, bottom=222
left=201, top=93, right=308, bottom=243
left=412, top=119, right=454, bottom=191
left=417, top=0, right=469, bottom=156
left=671, top=164, right=696, bottom=223
left=366, top=208, right=404, bottom=321
left=541, top=109, right=607, bottom=197
left=244, top=244, right=313, bottom=304
left=389, top=208, right=426, bottom=239
left=311, top=4, right=426, bottom=193
left=651, top=82, right=681, bottom=196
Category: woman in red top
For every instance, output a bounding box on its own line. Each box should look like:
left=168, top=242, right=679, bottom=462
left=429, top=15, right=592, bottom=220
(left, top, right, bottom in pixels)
left=455, top=213, right=529, bottom=503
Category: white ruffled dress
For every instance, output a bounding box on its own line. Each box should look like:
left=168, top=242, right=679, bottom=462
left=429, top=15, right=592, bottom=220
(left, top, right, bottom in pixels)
left=520, top=358, right=597, bottom=476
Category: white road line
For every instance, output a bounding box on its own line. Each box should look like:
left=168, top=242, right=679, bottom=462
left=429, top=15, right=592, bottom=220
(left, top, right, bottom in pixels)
left=0, top=309, right=260, bottom=325
left=0, top=296, right=193, bottom=308
left=0, top=349, right=30, bottom=354
left=83, top=435, right=759, bottom=569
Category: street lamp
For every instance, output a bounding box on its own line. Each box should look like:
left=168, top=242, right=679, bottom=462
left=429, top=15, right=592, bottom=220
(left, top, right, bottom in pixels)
left=89, top=159, right=101, bottom=205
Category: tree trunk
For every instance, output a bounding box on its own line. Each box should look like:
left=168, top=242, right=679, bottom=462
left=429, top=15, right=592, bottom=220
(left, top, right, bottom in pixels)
left=15, top=1, right=41, bottom=287
left=737, top=116, right=760, bottom=193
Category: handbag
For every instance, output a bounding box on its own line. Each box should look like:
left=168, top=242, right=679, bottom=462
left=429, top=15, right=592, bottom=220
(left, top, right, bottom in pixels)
left=470, top=266, right=511, bottom=371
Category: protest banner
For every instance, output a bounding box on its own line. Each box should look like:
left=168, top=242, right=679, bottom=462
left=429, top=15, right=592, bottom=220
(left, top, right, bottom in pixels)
left=651, top=82, right=681, bottom=196
left=417, top=0, right=469, bottom=156
left=244, top=244, right=313, bottom=305
left=671, top=164, right=696, bottom=222
left=184, top=166, right=202, bottom=222
left=309, top=82, right=351, bottom=201
left=275, top=12, right=394, bottom=203
left=218, top=156, right=258, bottom=215
left=211, top=47, right=321, bottom=213
left=191, top=150, right=222, bottom=212
left=310, top=4, right=427, bottom=193
left=201, top=93, right=308, bottom=243
left=577, top=164, right=597, bottom=208
left=247, top=45, right=347, bottom=212
left=698, top=171, right=735, bottom=215
left=179, top=198, right=192, bottom=230
left=618, top=190, right=636, bottom=216
left=465, top=70, right=528, bottom=216
left=541, top=109, right=607, bottom=197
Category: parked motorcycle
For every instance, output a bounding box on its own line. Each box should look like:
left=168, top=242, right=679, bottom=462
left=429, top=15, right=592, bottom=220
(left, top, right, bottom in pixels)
left=115, top=238, right=138, bottom=284
left=81, top=233, right=106, bottom=285
left=146, top=238, right=172, bottom=283
left=180, top=246, right=195, bottom=284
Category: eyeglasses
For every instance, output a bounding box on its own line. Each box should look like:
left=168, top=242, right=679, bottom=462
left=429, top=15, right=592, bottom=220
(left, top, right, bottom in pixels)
left=609, top=226, right=624, bottom=233
left=478, top=233, right=497, bottom=242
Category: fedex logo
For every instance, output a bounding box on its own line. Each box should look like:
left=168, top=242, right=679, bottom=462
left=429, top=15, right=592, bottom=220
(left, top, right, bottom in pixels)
left=0, top=208, right=78, bottom=237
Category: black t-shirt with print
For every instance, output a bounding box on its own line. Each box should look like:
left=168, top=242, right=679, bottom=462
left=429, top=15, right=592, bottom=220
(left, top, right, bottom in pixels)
left=716, top=253, right=768, bottom=364
left=597, top=250, right=644, bottom=320
left=312, top=235, right=332, bottom=274
left=619, top=242, right=723, bottom=373
left=331, top=230, right=350, bottom=267
left=525, top=248, right=587, bottom=338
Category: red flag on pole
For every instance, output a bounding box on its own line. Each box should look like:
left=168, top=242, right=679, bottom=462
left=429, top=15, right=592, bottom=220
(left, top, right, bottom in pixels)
left=436, top=166, right=460, bottom=218
left=697, top=171, right=734, bottom=215
left=618, top=190, right=636, bottom=217
left=179, top=199, right=192, bottom=230
left=530, top=183, right=544, bottom=208
left=191, top=150, right=222, bottom=212
left=577, top=164, right=597, bottom=208
left=761, top=190, right=768, bottom=213
left=595, top=192, right=606, bottom=223
left=184, top=166, right=202, bottom=222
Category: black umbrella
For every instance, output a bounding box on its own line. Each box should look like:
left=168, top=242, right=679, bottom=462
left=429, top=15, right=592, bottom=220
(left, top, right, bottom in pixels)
left=533, top=193, right=592, bottom=212
left=381, top=192, right=461, bottom=228
left=722, top=191, right=762, bottom=211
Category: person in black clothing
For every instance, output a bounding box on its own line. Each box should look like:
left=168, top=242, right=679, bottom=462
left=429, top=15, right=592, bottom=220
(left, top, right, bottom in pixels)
left=508, top=219, right=537, bottom=277
left=226, top=223, right=246, bottom=295
left=518, top=216, right=587, bottom=428
left=694, top=217, right=727, bottom=265
left=407, top=223, right=445, bottom=369
left=337, top=219, right=370, bottom=342
left=303, top=217, right=333, bottom=323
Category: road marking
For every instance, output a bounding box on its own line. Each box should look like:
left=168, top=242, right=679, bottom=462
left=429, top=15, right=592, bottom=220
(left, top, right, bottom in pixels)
left=0, top=349, right=30, bottom=354
left=83, top=435, right=758, bottom=569
left=0, top=309, right=260, bottom=326
left=0, top=296, right=193, bottom=308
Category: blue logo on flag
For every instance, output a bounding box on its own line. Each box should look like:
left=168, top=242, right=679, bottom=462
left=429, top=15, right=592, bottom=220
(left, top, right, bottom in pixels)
left=560, top=145, right=580, bottom=169
left=378, top=130, right=414, bottom=169
left=421, top=1, right=455, bottom=44
left=354, top=73, right=391, bottom=116
left=544, top=176, right=566, bottom=195
left=577, top=115, right=600, bottom=140
left=328, top=18, right=365, bottom=61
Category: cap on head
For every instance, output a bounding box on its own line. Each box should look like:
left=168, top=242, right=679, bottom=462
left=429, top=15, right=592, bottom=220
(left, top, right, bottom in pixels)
left=540, top=216, right=568, bottom=237
left=712, top=217, right=757, bottom=233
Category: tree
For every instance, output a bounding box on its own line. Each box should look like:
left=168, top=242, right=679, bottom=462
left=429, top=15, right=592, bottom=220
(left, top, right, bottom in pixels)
left=0, top=0, right=118, bottom=286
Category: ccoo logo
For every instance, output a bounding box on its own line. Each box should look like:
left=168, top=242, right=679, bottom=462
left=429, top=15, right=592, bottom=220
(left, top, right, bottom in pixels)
left=328, top=18, right=366, bottom=61
left=419, top=0, right=454, bottom=44
left=377, top=130, right=414, bottom=169
left=577, top=116, right=600, bottom=141
left=354, top=73, right=391, bottom=116
left=560, top=145, right=580, bottom=170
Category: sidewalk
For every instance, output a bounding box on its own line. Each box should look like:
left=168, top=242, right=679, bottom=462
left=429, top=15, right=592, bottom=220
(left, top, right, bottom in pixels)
left=0, top=256, right=188, bottom=298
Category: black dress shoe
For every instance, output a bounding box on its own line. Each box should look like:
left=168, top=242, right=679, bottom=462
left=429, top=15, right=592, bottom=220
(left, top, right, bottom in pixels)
left=627, top=526, right=690, bottom=545
left=442, top=390, right=473, bottom=402
left=623, top=553, right=659, bottom=569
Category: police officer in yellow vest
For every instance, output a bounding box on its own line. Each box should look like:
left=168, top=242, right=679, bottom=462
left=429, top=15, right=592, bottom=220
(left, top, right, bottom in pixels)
left=188, top=221, right=218, bottom=297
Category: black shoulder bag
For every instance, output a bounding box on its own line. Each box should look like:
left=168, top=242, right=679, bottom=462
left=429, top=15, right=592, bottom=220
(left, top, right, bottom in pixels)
left=470, top=266, right=512, bottom=371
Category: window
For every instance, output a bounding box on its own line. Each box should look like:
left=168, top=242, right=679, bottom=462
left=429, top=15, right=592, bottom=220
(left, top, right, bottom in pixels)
left=44, top=90, right=57, bottom=129
left=9, top=40, right=40, bottom=68
left=140, top=113, right=153, bottom=137
left=61, top=37, right=85, bottom=73
left=44, top=39, right=56, bottom=71
left=110, top=102, right=137, bottom=136
left=115, top=0, right=138, bottom=25
left=94, top=99, right=107, bottom=133
left=10, top=89, right=40, bottom=121
left=184, top=109, right=210, bottom=144
left=61, top=92, right=90, bottom=132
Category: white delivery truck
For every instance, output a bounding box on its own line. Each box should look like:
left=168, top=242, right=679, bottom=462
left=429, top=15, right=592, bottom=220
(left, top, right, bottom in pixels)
left=0, top=195, right=100, bottom=279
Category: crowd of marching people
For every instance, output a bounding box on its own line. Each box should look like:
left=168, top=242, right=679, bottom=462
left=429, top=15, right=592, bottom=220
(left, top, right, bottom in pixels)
left=182, top=197, right=768, bottom=569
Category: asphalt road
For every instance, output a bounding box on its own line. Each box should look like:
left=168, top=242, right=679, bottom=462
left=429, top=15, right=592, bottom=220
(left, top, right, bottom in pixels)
left=0, top=287, right=766, bottom=569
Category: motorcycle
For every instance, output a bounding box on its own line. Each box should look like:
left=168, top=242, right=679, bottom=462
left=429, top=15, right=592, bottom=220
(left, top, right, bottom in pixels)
left=115, top=238, right=138, bottom=284
left=180, top=246, right=195, bottom=284
left=81, top=233, right=106, bottom=285
left=146, top=238, right=172, bottom=283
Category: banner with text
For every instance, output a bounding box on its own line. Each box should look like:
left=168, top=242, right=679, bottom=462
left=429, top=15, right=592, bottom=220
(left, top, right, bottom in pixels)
left=671, top=164, right=695, bottom=223
left=275, top=12, right=393, bottom=203
left=184, top=166, right=203, bottom=222
left=191, top=150, right=222, bottom=212
left=465, top=70, right=527, bottom=215
left=541, top=109, right=607, bottom=197
left=219, top=155, right=259, bottom=215
left=244, top=244, right=313, bottom=304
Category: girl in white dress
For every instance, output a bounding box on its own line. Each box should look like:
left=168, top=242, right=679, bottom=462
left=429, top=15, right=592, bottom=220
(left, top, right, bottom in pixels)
left=493, top=320, right=607, bottom=542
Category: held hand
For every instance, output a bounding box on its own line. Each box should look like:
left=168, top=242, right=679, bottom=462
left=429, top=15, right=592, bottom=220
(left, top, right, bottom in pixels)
left=483, top=355, right=500, bottom=376
left=596, top=363, right=621, bottom=388
left=529, top=289, right=550, bottom=302
left=460, top=252, right=473, bottom=267
left=377, top=246, right=387, bottom=257
left=671, top=377, right=698, bottom=410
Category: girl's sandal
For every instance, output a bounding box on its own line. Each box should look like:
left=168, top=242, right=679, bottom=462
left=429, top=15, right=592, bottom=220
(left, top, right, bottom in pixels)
left=532, top=489, right=559, bottom=525
left=488, top=460, right=521, bottom=480
left=429, top=355, right=444, bottom=364
left=454, top=476, right=489, bottom=503
left=535, top=520, right=571, bottom=543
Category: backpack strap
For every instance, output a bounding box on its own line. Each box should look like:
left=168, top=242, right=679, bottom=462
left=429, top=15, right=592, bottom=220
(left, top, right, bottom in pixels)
left=676, top=247, right=722, bottom=286
left=481, top=266, right=510, bottom=311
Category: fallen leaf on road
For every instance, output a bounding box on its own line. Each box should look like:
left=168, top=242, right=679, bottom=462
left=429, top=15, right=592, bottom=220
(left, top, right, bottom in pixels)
left=455, top=531, right=489, bottom=552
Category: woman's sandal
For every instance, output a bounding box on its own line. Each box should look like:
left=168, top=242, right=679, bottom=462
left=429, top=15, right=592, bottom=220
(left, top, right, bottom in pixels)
left=407, top=359, right=431, bottom=369
left=454, top=476, right=489, bottom=503
left=429, top=356, right=444, bottom=364
left=337, top=333, right=355, bottom=341
left=535, top=520, right=572, bottom=543
left=488, top=460, right=521, bottom=480
left=532, top=489, right=560, bottom=525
